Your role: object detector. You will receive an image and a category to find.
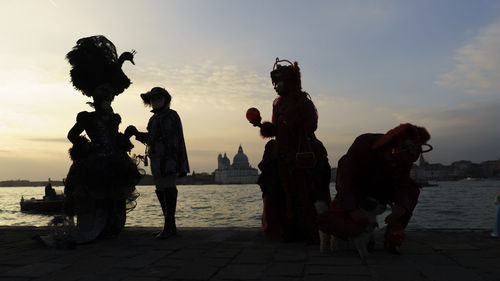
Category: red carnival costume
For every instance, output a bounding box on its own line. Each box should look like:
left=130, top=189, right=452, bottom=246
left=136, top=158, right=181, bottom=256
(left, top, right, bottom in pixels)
left=317, top=124, right=431, bottom=251
left=248, top=59, right=331, bottom=242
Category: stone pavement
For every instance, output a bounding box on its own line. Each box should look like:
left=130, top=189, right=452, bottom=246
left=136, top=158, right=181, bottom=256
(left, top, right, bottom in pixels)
left=0, top=226, right=499, bottom=281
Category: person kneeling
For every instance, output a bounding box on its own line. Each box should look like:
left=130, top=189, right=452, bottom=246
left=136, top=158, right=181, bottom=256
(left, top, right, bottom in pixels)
left=317, top=123, right=432, bottom=255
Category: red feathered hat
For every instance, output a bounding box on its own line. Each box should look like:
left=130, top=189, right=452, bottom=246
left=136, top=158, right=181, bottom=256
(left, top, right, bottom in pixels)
left=373, top=123, right=430, bottom=150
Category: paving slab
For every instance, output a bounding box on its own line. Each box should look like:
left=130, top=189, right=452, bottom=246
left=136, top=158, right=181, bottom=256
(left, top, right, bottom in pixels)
left=0, top=226, right=498, bottom=281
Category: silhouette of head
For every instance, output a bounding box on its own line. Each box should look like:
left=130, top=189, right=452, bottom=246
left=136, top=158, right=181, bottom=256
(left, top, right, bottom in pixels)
left=270, top=58, right=302, bottom=96
left=141, top=87, right=171, bottom=109
left=373, top=123, right=431, bottom=165
left=90, top=83, right=115, bottom=112
left=66, top=35, right=135, bottom=98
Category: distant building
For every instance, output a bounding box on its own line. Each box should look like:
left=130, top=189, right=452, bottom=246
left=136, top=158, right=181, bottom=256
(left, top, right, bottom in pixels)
left=410, top=155, right=500, bottom=181
left=214, top=145, right=259, bottom=184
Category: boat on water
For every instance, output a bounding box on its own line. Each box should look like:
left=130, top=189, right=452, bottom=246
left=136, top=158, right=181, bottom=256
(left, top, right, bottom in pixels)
left=19, top=183, right=65, bottom=214
left=20, top=196, right=64, bottom=213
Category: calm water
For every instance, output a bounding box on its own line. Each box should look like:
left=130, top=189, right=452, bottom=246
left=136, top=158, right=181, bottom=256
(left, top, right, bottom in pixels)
left=1, top=181, right=499, bottom=229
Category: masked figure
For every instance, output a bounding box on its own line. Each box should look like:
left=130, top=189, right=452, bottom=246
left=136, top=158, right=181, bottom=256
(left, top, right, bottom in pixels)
left=38, top=36, right=141, bottom=247
left=126, top=87, right=189, bottom=239
left=317, top=123, right=431, bottom=253
left=248, top=58, right=332, bottom=242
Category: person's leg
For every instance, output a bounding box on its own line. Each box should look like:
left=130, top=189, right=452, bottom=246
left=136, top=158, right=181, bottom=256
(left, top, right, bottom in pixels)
left=165, top=186, right=178, bottom=235
left=156, top=174, right=177, bottom=239
left=492, top=205, right=500, bottom=237
left=155, top=189, right=167, bottom=216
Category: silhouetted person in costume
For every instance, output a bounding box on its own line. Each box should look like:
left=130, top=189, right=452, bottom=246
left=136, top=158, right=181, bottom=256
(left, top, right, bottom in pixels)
left=247, top=58, right=331, bottom=242
left=317, top=123, right=432, bottom=253
left=44, top=183, right=57, bottom=200
left=126, top=87, right=189, bottom=239
left=492, top=191, right=500, bottom=237
left=37, top=35, right=141, bottom=248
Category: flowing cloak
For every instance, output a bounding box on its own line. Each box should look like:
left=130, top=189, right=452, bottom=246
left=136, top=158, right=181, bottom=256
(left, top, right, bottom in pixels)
left=318, top=133, right=421, bottom=240
left=135, top=107, right=189, bottom=183
left=258, top=92, right=331, bottom=242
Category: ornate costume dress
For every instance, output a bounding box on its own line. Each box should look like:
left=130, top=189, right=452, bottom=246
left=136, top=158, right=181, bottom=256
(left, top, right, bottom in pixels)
left=64, top=110, right=140, bottom=243
left=35, top=35, right=139, bottom=247
left=258, top=92, right=331, bottom=242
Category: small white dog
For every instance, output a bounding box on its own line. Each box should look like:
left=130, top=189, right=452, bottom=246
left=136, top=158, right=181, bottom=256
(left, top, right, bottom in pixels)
left=315, top=198, right=386, bottom=261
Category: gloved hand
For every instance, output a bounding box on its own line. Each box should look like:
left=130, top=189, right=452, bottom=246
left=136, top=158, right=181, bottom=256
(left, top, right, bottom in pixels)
left=125, top=125, right=138, bottom=138
left=384, top=204, right=407, bottom=225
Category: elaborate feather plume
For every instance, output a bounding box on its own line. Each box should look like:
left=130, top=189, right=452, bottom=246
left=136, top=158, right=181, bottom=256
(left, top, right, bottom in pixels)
left=66, top=35, right=134, bottom=97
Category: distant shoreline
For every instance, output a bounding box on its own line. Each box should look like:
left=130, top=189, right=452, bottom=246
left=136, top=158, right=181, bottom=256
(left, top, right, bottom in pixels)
left=0, top=180, right=65, bottom=187
left=0, top=174, right=258, bottom=187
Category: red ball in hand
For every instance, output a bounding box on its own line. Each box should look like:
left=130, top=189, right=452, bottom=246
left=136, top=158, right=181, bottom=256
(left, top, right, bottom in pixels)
left=246, top=107, right=261, bottom=123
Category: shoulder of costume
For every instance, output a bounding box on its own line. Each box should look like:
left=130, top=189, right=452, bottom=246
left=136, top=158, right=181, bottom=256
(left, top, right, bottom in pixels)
left=76, top=111, right=91, bottom=122
left=168, top=109, right=180, bottom=117
left=160, top=108, right=179, bottom=118
left=300, top=91, right=314, bottom=102
left=355, top=133, right=384, bottom=144
left=113, top=113, right=122, bottom=123
left=349, top=133, right=385, bottom=152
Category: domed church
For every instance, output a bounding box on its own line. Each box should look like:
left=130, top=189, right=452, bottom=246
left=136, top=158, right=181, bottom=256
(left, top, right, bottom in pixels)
left=214, top=145, right=259, bottom=184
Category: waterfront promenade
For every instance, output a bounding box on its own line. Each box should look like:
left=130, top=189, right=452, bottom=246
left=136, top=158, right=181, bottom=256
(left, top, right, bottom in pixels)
left=0, top=226, right=499, bottom=281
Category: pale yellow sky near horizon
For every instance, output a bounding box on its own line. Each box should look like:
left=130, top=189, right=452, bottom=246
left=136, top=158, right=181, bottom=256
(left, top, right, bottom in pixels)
left=2, top=1, right=500, bottom=181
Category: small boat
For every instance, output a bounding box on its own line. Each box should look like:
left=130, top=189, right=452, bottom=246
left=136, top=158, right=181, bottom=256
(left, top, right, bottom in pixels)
left=20, top=195, right=64, bottom=214
left=20, top=182, right=65, bottom=214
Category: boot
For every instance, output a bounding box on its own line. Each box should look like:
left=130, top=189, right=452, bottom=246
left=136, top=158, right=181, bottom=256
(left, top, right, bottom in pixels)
left=155, top=189, right=167, bottom=215
left=153, top=190, right=167, bottom=237
left=156, top=187, right=178, bottom=239
left=166, top=187, right=178, bottom=235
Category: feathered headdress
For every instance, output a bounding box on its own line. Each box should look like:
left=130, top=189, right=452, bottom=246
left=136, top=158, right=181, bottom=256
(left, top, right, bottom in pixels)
left=373, top=123, right=432, bottom=152
left=66, top=35, right=135, bottom=97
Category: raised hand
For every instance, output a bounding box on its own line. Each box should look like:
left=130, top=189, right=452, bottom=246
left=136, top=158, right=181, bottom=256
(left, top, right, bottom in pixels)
left=125, top=125, right=138, bottom=138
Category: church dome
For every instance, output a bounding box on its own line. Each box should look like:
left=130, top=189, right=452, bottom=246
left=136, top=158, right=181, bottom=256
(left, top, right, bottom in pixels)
left=233, top=145, right=250, bottom=169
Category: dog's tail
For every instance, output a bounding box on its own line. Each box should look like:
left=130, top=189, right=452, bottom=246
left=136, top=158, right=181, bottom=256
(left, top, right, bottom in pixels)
left=314, top=201, right=329, bottom=214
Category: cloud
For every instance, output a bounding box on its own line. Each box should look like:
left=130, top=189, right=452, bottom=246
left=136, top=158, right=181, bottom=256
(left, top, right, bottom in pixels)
left=436, top=22, right=500, bottom=95
left=48, top=0, right=60, bottom=9
left=314, top=93, right=500, bottom=165
left=132, top=61, right=273, bottom=111
left=393, top=102, right=500, bottom=164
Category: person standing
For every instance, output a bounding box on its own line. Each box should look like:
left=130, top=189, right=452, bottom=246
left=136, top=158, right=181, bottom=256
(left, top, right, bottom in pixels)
left=492, top=191, right=500, bottom=237
left=247, top=58, right=332, bottom=242
left=36, top=35, right=141, bottom=248
left=126, top=87, right=189, bottom=239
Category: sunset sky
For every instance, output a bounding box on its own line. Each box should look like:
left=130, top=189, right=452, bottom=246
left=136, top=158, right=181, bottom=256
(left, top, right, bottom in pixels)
left=2, top=0, right=500, bottom=181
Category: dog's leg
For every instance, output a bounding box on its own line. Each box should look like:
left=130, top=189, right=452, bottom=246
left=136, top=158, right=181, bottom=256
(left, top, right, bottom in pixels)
left=351, top=232, right=371, bottom=264
left=367, top=232, right=375, bottom=253
left=331, top=235, right=350, bottom=251
left=319, top=230, right=330, bottom=253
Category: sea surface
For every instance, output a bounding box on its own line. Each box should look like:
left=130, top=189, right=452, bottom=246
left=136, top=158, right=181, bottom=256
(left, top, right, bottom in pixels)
left=1, top=180, right=499, bottom=230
